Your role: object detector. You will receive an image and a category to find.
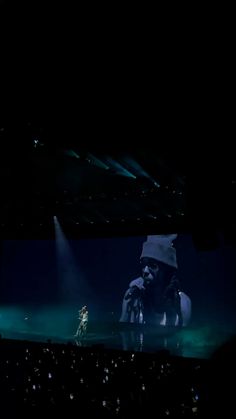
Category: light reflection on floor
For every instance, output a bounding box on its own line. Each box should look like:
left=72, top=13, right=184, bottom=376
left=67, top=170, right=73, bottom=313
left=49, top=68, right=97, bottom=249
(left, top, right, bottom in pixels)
left=1, top=324, right=234, bottom=359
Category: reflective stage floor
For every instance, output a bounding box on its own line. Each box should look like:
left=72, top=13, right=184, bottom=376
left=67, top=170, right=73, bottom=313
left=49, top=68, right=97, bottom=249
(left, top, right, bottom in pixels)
left=1, top=322, right=234, bottom=359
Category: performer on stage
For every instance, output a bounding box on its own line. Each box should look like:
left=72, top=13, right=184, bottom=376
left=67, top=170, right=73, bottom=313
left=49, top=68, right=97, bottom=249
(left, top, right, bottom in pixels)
left=74, top=305, right=88, bottom=337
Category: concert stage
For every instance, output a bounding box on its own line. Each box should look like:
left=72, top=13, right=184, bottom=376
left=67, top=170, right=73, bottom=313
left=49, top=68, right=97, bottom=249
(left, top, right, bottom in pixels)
left=1, top=322, right=233, bottom=359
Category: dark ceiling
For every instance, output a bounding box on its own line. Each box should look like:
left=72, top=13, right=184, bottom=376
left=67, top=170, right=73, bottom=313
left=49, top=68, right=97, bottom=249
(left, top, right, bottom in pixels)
left=0, top=120, right=235, bottom=241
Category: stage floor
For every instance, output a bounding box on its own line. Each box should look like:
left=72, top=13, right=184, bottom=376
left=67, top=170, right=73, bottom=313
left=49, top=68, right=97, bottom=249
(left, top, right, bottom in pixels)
left=1, top=323, right=233, bottom=359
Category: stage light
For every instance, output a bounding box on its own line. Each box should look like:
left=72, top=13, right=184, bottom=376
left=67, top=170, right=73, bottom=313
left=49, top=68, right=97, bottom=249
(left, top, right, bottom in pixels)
left=64, top=149, right=80, bottom=159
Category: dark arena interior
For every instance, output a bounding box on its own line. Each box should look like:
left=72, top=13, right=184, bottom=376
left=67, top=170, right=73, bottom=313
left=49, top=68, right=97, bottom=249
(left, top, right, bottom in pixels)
left=0, top=108, right=236, bottom=418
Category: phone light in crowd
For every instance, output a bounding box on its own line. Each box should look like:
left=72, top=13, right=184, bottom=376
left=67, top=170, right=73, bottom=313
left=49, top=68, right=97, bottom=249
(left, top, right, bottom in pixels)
left=33, top=137, right=44, bottom=148
left=33, top=138, right=39, bottom=148
left=147, top=214, right=157, bottom=220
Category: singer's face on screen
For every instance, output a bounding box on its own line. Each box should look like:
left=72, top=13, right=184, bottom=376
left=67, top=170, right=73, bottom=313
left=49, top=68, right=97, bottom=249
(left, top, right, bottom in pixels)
left=140, top=257, right=160, bottom=285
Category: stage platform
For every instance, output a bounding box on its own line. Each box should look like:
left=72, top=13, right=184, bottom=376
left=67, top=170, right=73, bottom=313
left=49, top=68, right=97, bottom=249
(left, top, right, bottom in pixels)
left=1, top=322, right=234, bottom=359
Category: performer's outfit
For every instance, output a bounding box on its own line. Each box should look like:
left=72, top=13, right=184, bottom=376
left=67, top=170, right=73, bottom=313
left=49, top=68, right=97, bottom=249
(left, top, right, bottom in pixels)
left=75, top=310, right=88, bottom=337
